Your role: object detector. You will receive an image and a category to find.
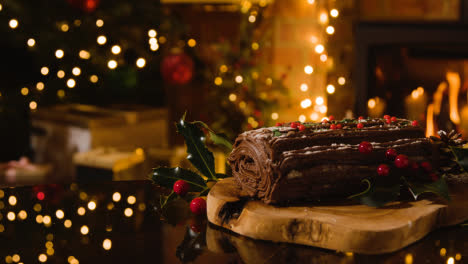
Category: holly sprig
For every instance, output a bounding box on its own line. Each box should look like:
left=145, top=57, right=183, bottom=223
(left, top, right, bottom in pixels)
left=152, top=113, right=231, bottom=210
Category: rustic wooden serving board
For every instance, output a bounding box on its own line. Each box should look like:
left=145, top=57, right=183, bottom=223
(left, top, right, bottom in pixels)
left=207, top=177, right=468, bottom=254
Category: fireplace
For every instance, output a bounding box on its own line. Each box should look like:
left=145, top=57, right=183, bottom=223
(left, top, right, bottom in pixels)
left=355, top=23, right=468, bottom=138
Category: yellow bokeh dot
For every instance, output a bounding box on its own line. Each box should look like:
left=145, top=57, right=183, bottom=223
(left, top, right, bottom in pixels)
left=0, top=224, right=4, bottom=232
left=219, top=65, right=228, bottom=73
left=77, top=207, right=86, bottom=215
left=212, top=76, right=223, bottom=86
left=405, top=253, right=413, bottom=264
left=455, top=253, right=462, bottom=261
left=338, top=77, right=346, bottom=85
left=5, top=256, right=12, bottom=264
left=36, top=215, right=43, bottom=223
left=30, top=101, right=38, bottom=110
left=111, top=45, right=121, bottom=54
left=47, top=248, right=54, bottom=256
left=97, top=35, right=107, bottom=45
left=9, top=19, right=18, bottom=29
left=96, top=19, right=104, bottom=27
left=107, top=203, right=114, bottom=210
left=187, top=39, right=196, bottom=47
left=90, top=75, right=98, bottom=83
left=61, top=24, right=69, bottom=32
left=36, top=82, right=45, bottom=91
left=112, top=192, right=121, bottom=202
left=440, top=248, right=447, bottom=257
left=38, top=254, right=47, bottom=262
left=447, top=257, right=454, bottom=264
left=55, top=49, right=64, bottom=59
left=8, top=196, right=17, bottom=206
left=239, top=101, right=246, bottom=109
left=159, top=36, right=167, bottom=44
left=67, top=79, right=76, bottom=88
left=57, top=89, right=65, bottom=98
left=55, top=209, right=64, bottom=219
left=108, top=60, right=117, bottom=69
left=88, top=201, right=96, bottom=210
left=326, top=25, right=335, bottom=35
left=138, top=203, right=146, bottom=211
left=326, top=84, right=335, bottom=94
left=42, top=215, right=51, bottom=225
left=64, top=219, right=72, bottom=228
left=21, top=87, right=29, bottom=96
left=103, top=239, right=112, bottom=250
left=57, top=70, right=65, bottom=78
left=79, top=50, right=91, bottom=60
left=271, top=112, right=279, bottom=120
left=235, top=75, right=243, bottom=83
left=127, top=196, right=136, bottom=204
left=80, top=225, right=89, bottom=235
left=124, top=208, right=133, bottom=217
left=41, top=67, right=49, bottom=75
left=148, top=29, right=157, bottom=38
left=7, top=212, right=16, bottom=221
left=330, top=9, right=339, bottom=18
left=72, top=67, right=81, bottom=76
left=45, top=241, right=53, bottom=248
left=27, top=38, right=36, bottom=47
left=320, top=54, right=328, bottom=62
left=315, top=44, right=325, bottom=54
left=12, top=254, right=20, bottom=262
left=136, top=58, right=146, bottom=68
left=228, top=93, right=237, bottom=102
left=304, top=65, right=313, bottom=74
left=18, top=210, right=27, bottom=220
left=251, top=42, right=259, bottom=50
left=46, top=233, right=54, bottom=241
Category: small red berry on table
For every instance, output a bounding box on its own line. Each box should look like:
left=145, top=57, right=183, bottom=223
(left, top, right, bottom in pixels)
left=336, top=124, right=342, bottom=129
left=290, top=122, right=298, bottom=129
left=385, top=148, right=398, bottom=160
left=383, top=115, right=390, bottom=119
left=391, top=116, right=397, bottom=122
left=275, top=122, right=282, bottom=127
left=299, top=124, right=306, bottom=131
left=173, top=180, right=190, bottom=196
left=377, top=164, right=390, bottom=176
left=190, top=197, right=207, bottom=215
left=358, top=116, right=364, bottom=120
left=395, top=154, right=409, bottom=168
left=322, top=119, right=329, bottom=124
left=328, top=115, right=335, bottom=121
left=420, top=161, right=432, bottom=172
left=385, top=119, right=391, bottom=124
left=357, top=123, right=364, bottom=129
left=330, top=124, right=337, bottom=130
left=359, top=141, right=373, bottom=154
left=411, top=120, right=419, bottom=127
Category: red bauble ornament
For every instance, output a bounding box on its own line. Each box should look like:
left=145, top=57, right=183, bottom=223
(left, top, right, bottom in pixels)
left=67, top=0, right=99, bottom=12
left=385, top=148, right=398, bottom=160
left=190, top=197, right=207, bottom=215
left=411, top=120, right=419, bottom=127
left=336, top=124, right=342, bottom=129
left=391, top=116, right=397, bottom=122
left=275, top=122, right=282, bottom=127
left=359, top=141, right=373, bottom=154
left=377, top=164, right=390, bottom=176
left=328, top=115, right=335, bottom=121
left=420, top=161, right=432, bottom=172
left=357, top=123, right=364, bottom=129
left=299, top=124, right=306, bottom=131
left=395, top=154, right=409, bottom=168
left=330, top=124, right=337, bottom=130
left=173, top=180, right=190, bottom=196
left=161, top=52, right=194, bottom=85
left=383, top=115, right=390, bottom=119
left=290, top=122, right=298, bottom=129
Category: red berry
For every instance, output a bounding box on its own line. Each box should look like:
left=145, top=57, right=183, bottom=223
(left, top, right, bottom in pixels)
left=330, top=124, right=337, bottom=130
left=430, top=173, right=439, bottom=182
left=359, top=141, right=373, bottom=154
left=385, top=148, right=398, bottom=160
left=299, top=124, right=306, bottom=131
left=411, top=120, right=419, bottom=127
left=395, top=154, right=409, bottom=168
left=328, top=115, right=335, bottom=121
left=336, top=124, right=342, bottom=129
left=420, top=161, right=432, bottom=172
left=391, top=116, right=397, bottom=122
left=190, top=197, right=207, bottom=215
left=377, top=164, right=390, bottom=176
left=322, top=119, right=329, bottom=124
left=357, top=123, right=364, bottom=129
left=386, top=119, right=391, bottom=124
left=383, top=115, right=390, bottom=119
left=275, top=122, right=282, bottom=127
left=290, top=122, right=298, bottom=129
left=173, top=180, right=190, bottom=196
left=358, top=116, right=364, bottom=120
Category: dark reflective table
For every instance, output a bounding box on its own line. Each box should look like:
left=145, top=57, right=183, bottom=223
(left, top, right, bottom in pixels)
left=0, top=180, right=466, bottom=263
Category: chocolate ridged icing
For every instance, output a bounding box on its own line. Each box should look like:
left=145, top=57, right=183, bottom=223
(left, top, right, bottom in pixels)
left=228, top=118, right=432, bottom=204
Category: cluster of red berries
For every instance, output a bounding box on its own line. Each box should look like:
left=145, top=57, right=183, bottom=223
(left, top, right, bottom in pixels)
left=173, top=180, right=207, bottom=215
left=358, top=141, right=437, bottom=180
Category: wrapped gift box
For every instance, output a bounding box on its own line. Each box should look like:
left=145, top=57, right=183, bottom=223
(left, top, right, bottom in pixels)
left=31, top=104, right=169, bottom=181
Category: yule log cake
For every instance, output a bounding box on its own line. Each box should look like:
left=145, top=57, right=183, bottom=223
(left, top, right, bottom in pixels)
left=228, top=117, right=459, bottom=204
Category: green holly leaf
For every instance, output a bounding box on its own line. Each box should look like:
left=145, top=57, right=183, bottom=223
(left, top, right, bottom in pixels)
left=152, top=167, right=207, bottom=192
left=349, top=176, right=400, bottom=207
left=406, top=177, right=451, bottom=202
left=176, top=117, right=217, bottom=180
left=272, top=128, right=281, bottom=137
left=450, top=146, right=468, bottom=172
left=193, top=121, right=233, bottom=152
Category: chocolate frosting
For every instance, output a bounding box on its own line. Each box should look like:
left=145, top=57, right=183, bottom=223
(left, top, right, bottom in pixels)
left=228, top=118, right=431, bottom=204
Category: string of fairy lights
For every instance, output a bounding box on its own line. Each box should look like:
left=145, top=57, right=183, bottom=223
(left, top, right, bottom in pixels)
left=0, top=2, right=198, bottom=111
